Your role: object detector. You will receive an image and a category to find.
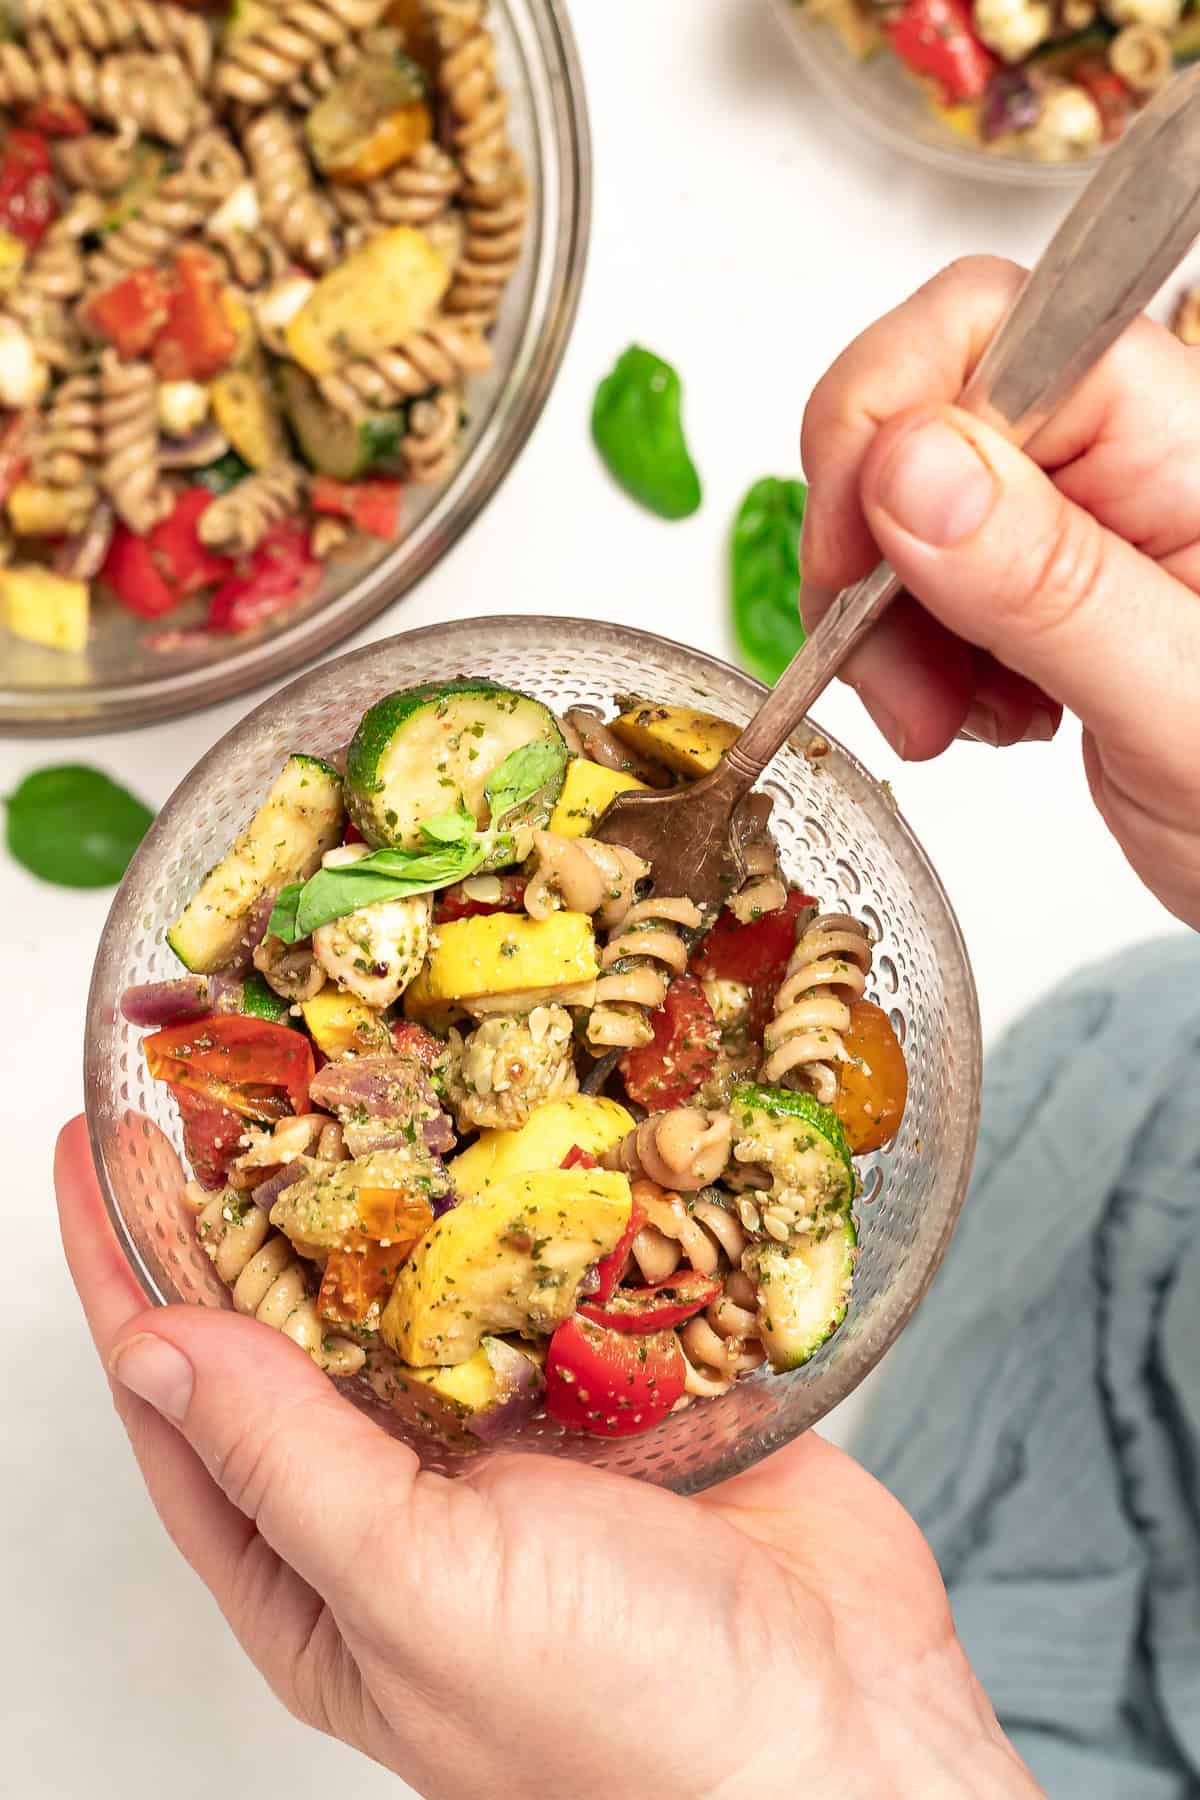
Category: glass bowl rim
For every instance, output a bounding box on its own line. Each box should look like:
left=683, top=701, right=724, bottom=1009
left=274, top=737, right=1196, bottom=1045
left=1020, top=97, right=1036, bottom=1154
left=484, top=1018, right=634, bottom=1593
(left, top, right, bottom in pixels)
left=85, top=613, right=983, bottom=1484
left=768, top=0, right=1102, bottom=189
left=2, top=0, right=593, bottom=737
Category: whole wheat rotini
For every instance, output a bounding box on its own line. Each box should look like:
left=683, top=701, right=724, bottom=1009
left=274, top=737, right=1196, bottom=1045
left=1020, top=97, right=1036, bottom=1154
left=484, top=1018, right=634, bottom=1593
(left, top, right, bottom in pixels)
left=244, top=108, right=337, bottom=273
left=602, top=1109, right=733, bottom=1192
left=523, top=831, right=649, bottom=932
left=317, top=317, right=490, bottom=418
left=99, top=350, right=171, bottom=533
left=0, top=40, right=209, bottom=142
left=54, top=124, right=139, bottom=195
left=761, top=913, right=873, bottom=1105
left=330, top=142, right=461, bottom=245
left=400, top=385, right=462, bottom=483
left=198, top=461, right=306, bottom=554
left=6, top=194, right=99, bottom=369
left=87, top=130, right=245, bottom=289
left=190, top=1187, right=364, bottom=1376
left=213, top=0, right=391, bottom=108
left=30, top=370, right=101, bottom=488
left=587, top=895, right=703, bottom=1050
left=24, top=0, right=214, bottom=84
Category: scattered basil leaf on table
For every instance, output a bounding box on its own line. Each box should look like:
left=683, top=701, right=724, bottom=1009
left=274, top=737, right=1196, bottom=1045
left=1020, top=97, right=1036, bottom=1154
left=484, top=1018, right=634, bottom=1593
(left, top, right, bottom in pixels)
left=5, top=764, right=154, bottom=887
left=591, top=345, right=702, bottom=520
left=268, top=740, right=567, bottom=944
left=731, top=477, right=807, bottom=686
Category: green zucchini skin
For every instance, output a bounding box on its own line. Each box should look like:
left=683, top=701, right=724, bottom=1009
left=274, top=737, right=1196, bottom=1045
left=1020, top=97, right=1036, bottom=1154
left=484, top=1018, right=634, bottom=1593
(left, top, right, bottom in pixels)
left=278, top=363, right=406, bottom=480
left=746, top=1217, right=857, bottom=1371
left=345, top=680, right=567, bottom=849
left=731, top=1082, right=855, bottom=1211
left=240, top=971, right=292, bottom=1024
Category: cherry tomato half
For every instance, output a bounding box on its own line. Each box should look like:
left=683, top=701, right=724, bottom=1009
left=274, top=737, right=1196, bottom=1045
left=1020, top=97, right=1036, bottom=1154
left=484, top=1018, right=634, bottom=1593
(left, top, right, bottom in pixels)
left=546, top=1316, right=686, bottom=1437
left=833, top=1000, right=908, bottom=1154
left=619, top=974, right=719, bottom=1110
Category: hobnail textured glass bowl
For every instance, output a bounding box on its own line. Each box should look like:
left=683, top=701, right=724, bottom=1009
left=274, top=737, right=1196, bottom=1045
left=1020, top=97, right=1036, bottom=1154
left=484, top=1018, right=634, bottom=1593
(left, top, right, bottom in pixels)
left=1, top=0, right=590, bottom=735
left=86, top=617, right=981, bottom=1494
left=770, top=0, right=1101, bottom=187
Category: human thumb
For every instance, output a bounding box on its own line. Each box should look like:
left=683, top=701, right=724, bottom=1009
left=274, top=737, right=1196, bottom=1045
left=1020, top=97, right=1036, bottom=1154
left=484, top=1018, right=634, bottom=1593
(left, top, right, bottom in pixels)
left=108, top=1305, right=419, bottom=1618
left=859, top=404, right=1200, bottom=759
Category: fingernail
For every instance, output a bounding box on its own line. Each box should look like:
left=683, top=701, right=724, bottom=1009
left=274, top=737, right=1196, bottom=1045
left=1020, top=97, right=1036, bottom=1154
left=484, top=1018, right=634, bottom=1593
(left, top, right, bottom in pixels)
left=1023, top=708, right=1058, bottom=743
left=958, top=702, right=1001, bottom=746
left=110, top=1334, right=193, bottom=1422
left=857, top=688, right=907, bottom=758
left=875, top=420, right=997, bottom=548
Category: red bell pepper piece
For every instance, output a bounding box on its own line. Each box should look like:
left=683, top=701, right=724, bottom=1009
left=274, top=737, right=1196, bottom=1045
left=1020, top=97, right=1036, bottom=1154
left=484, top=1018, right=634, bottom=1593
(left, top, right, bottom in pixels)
left=887, top=0, right=997, bottom=104
left=579, top=1268, right=722, bottom=1334
left=545, top=1316, right=686, bottom=1437
left=560, top=1145, right=598, bottom=1172
left=691, top=889, right=814, bottom=1041
left=619, top=973, right=720, bottom=1111
left=0, top=129, right=57, bottom=246
left=83, top=267, right=172, bottom=360
left=311, top=475, right=404, bottom=539
left=154, top=247, right=238, bottom=382
left=21, top=99, right=89, bottom=138
left=207, top=520, right=322, bottom=634
left=100, top=526, right=179, bottom=619
left=147, top=489, right=233, bottom=598
left=144, top=1014, right=315, bottom=1121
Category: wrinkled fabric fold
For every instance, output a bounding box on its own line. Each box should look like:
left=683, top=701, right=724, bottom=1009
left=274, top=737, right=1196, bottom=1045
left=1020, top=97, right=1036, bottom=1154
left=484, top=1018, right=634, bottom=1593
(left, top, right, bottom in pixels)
left=854, top=936, right=1200, bottom=1799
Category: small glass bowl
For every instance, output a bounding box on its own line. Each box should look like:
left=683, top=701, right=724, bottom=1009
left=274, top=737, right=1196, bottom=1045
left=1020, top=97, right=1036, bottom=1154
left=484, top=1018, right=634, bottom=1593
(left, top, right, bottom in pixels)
left=1, top=0, right=590, bottom=734
left=85, top=617, right=981, bottom=1494
left=770, top=0, right=1103, bottom=187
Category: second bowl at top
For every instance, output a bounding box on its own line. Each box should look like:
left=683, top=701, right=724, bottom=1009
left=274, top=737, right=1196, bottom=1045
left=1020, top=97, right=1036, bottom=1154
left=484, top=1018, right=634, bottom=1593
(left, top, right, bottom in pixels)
left=86, top=616, right=981, bottom=1494
left=1, top=0, right=589, bottom=734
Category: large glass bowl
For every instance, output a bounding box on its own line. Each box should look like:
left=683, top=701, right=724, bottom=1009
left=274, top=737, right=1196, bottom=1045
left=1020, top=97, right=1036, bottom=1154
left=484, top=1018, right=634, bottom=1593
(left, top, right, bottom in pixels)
left=770, top=0, right=1102, bottom=187
left=85, top=617, right=981, bottom=1494
left=1, top=1, right=589, bottom=735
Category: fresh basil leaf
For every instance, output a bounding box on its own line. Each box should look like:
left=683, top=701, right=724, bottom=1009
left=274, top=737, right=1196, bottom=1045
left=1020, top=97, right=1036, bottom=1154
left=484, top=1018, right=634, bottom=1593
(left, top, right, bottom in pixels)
left=5, top=764, right=154, bottom=888
left=292, top=838, right=486, bottom=938
left=421, top=801, right=476, bottom=848
left=484, top=738, right=567, bottom=829
left=591, top=345, right=702, bottom=520
left=267, top=883, right=304, bottom=944
left=730, top=477, right=807, bottom=686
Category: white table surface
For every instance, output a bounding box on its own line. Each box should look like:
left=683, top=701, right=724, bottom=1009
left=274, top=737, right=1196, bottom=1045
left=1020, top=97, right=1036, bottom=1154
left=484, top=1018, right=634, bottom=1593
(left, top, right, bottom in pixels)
left=3, top=4, right=1191, bottom=1795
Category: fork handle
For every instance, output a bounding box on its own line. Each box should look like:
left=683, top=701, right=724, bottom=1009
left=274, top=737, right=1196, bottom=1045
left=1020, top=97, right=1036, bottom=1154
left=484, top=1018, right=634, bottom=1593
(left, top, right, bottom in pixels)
left=722, top=64, right=1200, bottom=795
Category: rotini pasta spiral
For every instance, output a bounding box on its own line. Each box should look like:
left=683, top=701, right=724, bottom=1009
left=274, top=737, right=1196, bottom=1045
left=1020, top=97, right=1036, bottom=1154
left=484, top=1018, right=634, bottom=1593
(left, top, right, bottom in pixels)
left=429, top=0, right=527, bottom=329
left=55, top=124, right=138, bottom=195
left=730, top=793, right=789, bottom=924
left=24, top=0, right=214, bottom=85
left=0, top=41, right=209, bottom=143
left=400, top=385, right=461, bottom=483
left=627, top=1179, right=750, bottom=1283
left=244, top=108, right=337, bottom=273
left=679, top=1271, right=765, bottom=1397
left=329, top=142, right=461, bottom=244
left=99, top=349, right=170, bottom=533
left=587, top=895, right=702, bottom=1050
left=30, top=370, right=101, bottom=488
left=213, top=0, right=391, bottom=108
left=602, top=1108, right=732, bottom=1192
left=561, top=706, right=671, bottom=786
left=523, top=830, right=649, bottom=932
left=761, top=912, right=873, bottom=1105
left=317, top=317, right=490, bottom=419
left=5, top=194, right=97, bottom=369
left=191, top=1187, right=364, bottom=1377
left=198, top=461, right=306, bottom=554
left=443, top=1005, right=578, bottom=1133
left=88, top=129, right=245, bottom=289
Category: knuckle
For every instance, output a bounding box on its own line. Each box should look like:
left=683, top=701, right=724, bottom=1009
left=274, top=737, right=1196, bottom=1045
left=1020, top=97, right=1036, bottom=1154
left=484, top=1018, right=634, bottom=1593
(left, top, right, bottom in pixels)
left=927, top=254, right=1024, bottom=308
left=1009, top=499, right=1109, bottom=647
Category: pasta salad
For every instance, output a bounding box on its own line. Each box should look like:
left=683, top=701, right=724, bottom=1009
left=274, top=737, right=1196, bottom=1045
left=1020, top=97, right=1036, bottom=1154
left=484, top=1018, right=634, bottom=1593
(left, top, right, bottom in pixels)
left=804, top=0, right=1196, bottom=162
left=122, top=681, right=909, bottom=1443
left=0, top=0, right=522, bottom=656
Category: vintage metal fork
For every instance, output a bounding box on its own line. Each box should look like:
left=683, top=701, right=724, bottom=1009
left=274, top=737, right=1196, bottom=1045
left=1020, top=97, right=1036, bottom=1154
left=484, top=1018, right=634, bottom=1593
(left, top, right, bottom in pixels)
left=593, top=66, right=1200, bottom=913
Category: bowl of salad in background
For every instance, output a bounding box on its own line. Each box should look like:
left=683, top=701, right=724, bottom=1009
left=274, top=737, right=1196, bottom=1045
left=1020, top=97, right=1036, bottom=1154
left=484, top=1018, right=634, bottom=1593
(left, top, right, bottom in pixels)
left=772, top=0, right=1197, bottom=182
left=0, top=0, right=589, bottom=733
left=86, top=616, right=981, bottom=1492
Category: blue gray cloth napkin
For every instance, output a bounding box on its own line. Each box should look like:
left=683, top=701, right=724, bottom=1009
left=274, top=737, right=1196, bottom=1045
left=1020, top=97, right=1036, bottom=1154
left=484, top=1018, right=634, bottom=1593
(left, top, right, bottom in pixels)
left=854, top=935, right=1200, bottom=1799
